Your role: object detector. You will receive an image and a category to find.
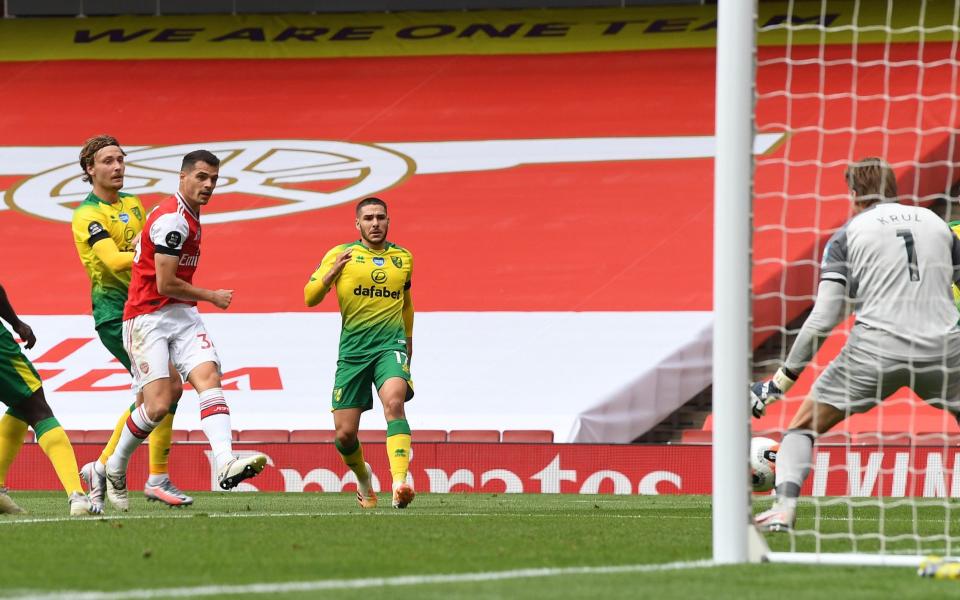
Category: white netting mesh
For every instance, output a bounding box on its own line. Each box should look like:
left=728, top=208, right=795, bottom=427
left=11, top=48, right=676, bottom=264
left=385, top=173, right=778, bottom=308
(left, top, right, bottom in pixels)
left=751, top=0, right=960, bottom=559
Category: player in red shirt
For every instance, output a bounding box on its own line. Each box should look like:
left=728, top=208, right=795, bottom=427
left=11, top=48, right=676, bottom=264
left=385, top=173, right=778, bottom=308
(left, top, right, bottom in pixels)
left=102, top=150, right=266, bottom=511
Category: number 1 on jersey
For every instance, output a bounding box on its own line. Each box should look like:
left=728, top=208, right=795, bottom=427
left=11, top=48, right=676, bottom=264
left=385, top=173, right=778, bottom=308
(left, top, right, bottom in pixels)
left=896, top=229, right=920, bottom=282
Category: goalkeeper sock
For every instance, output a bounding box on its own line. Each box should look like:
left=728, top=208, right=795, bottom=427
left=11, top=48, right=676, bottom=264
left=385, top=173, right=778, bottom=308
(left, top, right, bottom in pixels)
left=0, top=411, right=28, bottom=487
left=99, top=402, right=134, bottom=466
left=35, top=418, right=83, bottom=497
left=386, top=419, right=412, bottom=484
left=335, top=438, right=369, bottom=482
left=775, top=430, right=814, bottom=500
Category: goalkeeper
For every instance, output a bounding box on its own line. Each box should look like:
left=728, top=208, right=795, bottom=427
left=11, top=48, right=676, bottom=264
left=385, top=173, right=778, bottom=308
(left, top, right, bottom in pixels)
left=750, top=157, right=960, bottom=532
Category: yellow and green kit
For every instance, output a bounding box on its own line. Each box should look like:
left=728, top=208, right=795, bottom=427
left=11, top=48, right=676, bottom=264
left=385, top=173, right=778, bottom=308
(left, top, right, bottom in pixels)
left=71, top=191, right=145, bottom=367
left=0, top=326, right=41, bottom=408
left=307, top=241, right=414, bottom=411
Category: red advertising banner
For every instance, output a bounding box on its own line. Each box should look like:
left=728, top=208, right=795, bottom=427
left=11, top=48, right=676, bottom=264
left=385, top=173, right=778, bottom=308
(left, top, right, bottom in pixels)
left=7, top=443, right=960, bottom=498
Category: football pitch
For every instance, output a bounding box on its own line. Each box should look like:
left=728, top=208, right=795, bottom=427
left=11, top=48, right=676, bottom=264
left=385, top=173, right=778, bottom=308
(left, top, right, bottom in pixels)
left=0, top=493, right=956, bottom=599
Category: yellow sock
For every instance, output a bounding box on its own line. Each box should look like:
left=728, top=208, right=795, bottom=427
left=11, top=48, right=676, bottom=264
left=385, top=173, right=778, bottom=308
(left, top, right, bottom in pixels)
left=335, top=438, right=369, bottom=480
left=386, top=419, right=412, bottom=484
left=99, top=404, right=133, bottom=465
left=35, top=419, right=83, bottom=497
left=149, top=413, right=175, bottom=476
left=0, top=412, right=28, bottom=487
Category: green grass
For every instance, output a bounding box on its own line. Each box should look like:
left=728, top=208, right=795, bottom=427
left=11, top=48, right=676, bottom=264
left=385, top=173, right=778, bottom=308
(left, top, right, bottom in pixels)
left=0, top=493, right=958, bottom=599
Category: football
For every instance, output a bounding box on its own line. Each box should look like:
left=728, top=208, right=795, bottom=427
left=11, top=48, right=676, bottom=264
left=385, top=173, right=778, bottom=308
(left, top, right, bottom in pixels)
left=750, top=436, right=779, bottom=492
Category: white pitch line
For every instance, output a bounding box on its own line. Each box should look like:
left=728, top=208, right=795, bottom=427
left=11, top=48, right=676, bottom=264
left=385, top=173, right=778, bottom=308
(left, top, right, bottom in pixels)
left=4, top=560, right=717, bottom=600
left=4, top=509, right=958, bottom=527
left=0, top=510, right=705, bottom=527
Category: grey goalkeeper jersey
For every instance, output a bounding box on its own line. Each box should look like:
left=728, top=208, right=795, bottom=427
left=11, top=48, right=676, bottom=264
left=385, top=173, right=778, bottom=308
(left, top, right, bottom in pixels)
left=821, top=202, right=960, bottom=358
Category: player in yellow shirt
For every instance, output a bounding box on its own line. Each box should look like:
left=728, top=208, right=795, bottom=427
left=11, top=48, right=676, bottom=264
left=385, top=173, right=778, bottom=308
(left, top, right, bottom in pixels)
left=67, top=135, right=189, bottom=509
left=0, top=283, right=99, bottom=515
left=304, top=197, right=415, bottom=509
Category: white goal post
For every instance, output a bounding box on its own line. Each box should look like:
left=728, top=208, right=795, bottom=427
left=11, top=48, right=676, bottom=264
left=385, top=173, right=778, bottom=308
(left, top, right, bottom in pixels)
left=714, top=0, right=960, bottom=567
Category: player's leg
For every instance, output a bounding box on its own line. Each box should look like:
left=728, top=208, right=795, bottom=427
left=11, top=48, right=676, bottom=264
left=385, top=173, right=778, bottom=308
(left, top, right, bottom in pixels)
left=375, top=350, right=415, bottom=509
left=757, top=347, right=901, bottom=532
left=332, top=359, right=377, bottom=508
left=89, top=318, right=190, bottom=507
left=0, top=331, right=96, bottom=515
left=0, top=407, right=28, bottom=513
left=104, top=316, right=176, bottom=511
left=142, top=373, right=191, bottom=506
left=19, top=388, right=99, bottom=516
left=176, top=309, right=265, bottom=490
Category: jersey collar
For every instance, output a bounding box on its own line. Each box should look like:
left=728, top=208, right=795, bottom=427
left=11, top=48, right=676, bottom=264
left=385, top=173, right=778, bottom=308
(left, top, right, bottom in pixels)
left=175, top=192, right=200, bottom=220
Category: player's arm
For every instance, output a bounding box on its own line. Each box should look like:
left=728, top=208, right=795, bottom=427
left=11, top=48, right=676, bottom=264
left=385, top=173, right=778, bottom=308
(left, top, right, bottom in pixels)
left=150, top=213, right=232, bottom=309
left=751, top=229, right=851, bottom=417
left=0, top=284, right=36, bottom=349
left=155, top=255, right=232, bottom=309
left=402, top=255, right=414, bottom=359
left=76, top=212, right=134, bottom=272
left=90, top=238, right=134, bottom=272
left=304, top=247, right=352, bottom=307
left=402, top=288, right=414, bottom=360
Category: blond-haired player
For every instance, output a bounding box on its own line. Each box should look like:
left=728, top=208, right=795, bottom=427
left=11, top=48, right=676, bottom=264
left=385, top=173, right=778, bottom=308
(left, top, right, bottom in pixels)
left=70, top=134, right=190, bottom=509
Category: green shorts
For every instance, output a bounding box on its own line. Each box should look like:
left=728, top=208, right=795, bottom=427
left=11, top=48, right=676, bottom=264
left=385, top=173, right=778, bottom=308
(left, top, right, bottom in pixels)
left=0, top=328, right=42, bottom=408
left=332, top=349, right=414, bottom=412
left=96, top=319, right=132, bottom=372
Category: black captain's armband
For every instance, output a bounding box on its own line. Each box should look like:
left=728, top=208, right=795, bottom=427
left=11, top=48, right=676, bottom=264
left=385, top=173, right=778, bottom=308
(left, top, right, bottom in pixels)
left=87, top=221, right=109, bottom=245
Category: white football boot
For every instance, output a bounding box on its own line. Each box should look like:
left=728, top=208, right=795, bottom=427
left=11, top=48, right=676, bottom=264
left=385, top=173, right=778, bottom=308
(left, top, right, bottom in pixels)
left=69, top=491, right=102, bottom=516
left=79, top=461, right=106, bottom=513
left=144, top=478, right=194, bottom=507
left=216, top=454, right=267, bottom=490
left=104, top=465, right=129, bottom=512
left=0, top=486, right=25, bottom=514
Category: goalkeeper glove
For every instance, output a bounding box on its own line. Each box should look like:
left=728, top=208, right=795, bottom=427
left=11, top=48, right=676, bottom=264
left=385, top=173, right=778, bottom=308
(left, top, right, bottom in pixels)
left=750, top=367, right=798, bottom=418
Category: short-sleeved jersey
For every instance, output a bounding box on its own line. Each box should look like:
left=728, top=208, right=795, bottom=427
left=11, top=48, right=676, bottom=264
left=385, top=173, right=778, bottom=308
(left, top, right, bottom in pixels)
left=310, top=241, right=413, bottom=359
left=124, top=193, right=202, bottom=320
left=821, top=202, right=960, bottom=357
left=71, top=192, right=146, bottom=326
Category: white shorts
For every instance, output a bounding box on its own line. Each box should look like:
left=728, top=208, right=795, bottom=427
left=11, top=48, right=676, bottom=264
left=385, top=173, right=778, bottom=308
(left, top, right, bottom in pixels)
left=122, top=303, right=221, bottom=392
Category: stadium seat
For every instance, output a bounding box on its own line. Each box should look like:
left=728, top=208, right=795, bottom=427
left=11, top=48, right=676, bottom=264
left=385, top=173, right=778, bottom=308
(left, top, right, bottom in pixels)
left=853, top=431, right=913, bottom=446
left=23, top=430, right=34, bottom=443
left=447, top=430, right=500, bottom=442
left=64, top=430, right=86, bottom=444
left=914, top=432, right=960, bottom=446
left=171, top=430, right=190, bottom=442
left=187, top=429, right=239, bottom=442
left=290, top=430, right=337, bottom=442
left=238, top=429, right=290, bottom=442
left=501, top=430, right=553, bottom=443
left=357, top=429, right=387, bottom=443
left=82, top=430, right=115, bottom=444
left=414, top=429, right=447, bottom=442
left=680, top=429, right=712, bottom=444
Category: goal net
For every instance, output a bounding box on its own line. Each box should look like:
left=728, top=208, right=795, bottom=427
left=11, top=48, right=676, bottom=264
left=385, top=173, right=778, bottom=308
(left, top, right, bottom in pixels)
left=748, top=0, right=960, bottom=565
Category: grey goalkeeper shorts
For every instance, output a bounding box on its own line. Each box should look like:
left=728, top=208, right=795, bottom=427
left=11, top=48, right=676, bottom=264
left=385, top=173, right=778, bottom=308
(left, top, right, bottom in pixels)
left=811, top=338, right=960, bottom=416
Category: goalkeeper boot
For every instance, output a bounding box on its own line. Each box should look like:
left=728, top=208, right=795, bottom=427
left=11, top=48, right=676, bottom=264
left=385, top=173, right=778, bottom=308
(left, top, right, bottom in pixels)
left=69, top=491, right=102, bottom=516
left=79, top=461, right=106, bottom=513
left=104, top=465, right=129, bottom=512
left=356, top=462, right=377, bottom=509
left=392, top=480, right=415, bottom=509
left=0, top=486, right=25, bottom=514
left=144, top=477, right=194, bottom=507
left=755, top=499, right=795, bottom=532
left=216, top=454, right=267, bottom=490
